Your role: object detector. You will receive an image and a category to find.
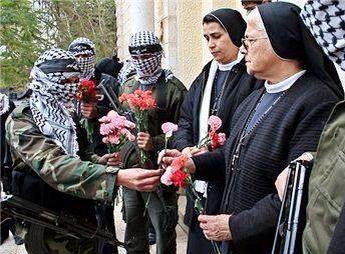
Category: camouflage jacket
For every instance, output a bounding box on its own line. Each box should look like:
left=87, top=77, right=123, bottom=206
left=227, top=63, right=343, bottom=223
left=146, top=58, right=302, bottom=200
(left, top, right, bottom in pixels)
left=120, top=72, right=187, bottom=167
left=5, top=100, right=118, bottom=203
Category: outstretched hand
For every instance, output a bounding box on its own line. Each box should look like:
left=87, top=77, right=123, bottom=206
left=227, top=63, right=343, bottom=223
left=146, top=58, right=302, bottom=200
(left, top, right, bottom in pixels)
left=116, top=168, right=163, bottom=192
left=182, top=146, right=208, bottom=157
left=157, top=149, right=196, bottom=174
left=157, top=149, right=182, bottom=168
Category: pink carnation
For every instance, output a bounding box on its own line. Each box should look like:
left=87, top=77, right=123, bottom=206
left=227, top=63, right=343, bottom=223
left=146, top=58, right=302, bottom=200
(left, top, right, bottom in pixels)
left=160, top=166, right=175, bottom=185
left=99, top=110, right=135, bottom=146
left=161, top=122, right=178, bottom=138
left=208, top=115, right=222, bottom=131
left=218, top=132, right=226, bottom=146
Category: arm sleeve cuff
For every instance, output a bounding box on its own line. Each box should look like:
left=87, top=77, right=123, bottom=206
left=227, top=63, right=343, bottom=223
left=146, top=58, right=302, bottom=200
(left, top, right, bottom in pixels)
left=192, top=149, right=225, bottom=181
left=104, top=167, right=119, bottom=203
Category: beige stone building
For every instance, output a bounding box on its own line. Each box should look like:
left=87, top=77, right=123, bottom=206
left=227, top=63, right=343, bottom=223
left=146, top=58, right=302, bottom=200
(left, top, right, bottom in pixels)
left=115, top=0, right=344, bottom=89
left=116, top=0, right=246, bottom=88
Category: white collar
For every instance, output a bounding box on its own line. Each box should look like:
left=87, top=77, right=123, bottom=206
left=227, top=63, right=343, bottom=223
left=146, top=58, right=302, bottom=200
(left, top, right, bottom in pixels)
left=217, top=55, right=242, bottom=71
left=265, top=70, right=306, bottom=94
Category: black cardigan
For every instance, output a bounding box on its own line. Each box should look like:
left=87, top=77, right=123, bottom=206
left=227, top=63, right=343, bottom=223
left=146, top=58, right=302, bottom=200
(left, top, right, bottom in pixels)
left=171, top=59, right=262, bottom=226
left=172, top=59, right=262, bottom=150
left=192, top=72, right=340, bottom=254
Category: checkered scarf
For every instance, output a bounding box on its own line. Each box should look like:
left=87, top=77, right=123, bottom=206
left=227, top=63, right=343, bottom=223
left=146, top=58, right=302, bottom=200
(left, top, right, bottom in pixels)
left=301, top=0, right=345, bottom=70
left=129, top=31, right=164, bottom=84
left=118, top=59, right=136, bottom=84
left=68, top=37, right=95, bottom=79
left=0, top=93, right=10, bottom=116
left=77, top=55, right=95, bottom=79
left=28, top=48, right=80, bottom=156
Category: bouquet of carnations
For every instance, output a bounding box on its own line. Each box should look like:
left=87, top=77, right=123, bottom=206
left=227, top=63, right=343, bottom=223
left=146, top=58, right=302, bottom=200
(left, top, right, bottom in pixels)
left=99, top=110, right=136, bottom=155
left=160, top=154, right=221, bottom=254
left=198, top=115, right=226, bottom=151
left=76, top=79, right=97, bottom=103
left=119, top=89, right=155, bottom=165
left=76, top=79, right=98, bottom=143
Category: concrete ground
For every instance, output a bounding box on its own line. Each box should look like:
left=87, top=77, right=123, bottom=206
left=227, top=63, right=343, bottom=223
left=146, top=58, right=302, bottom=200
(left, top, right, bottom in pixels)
left=0, top=195, right=188, bottom=254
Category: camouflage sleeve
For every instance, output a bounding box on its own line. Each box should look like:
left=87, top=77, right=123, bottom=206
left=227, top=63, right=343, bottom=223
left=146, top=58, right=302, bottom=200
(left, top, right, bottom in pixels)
left=6, top=114, right=118, bottom=203
left=151, top=78, right=187, bottom=153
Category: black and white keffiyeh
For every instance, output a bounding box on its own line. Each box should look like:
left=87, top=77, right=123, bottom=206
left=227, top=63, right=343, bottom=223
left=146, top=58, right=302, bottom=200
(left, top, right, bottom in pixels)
left=77, top=55, right=95, bottom=79
left=0, top=93, right=10, bottom=116
left=118, top=59, right=136, bottom=85
left=28, top=48, right=81, bottom=156
left=301, top=0, right=345, bottom=70
left=68, top=37, right=96, bottom=79
left=129, top=31, right=165, bottom=84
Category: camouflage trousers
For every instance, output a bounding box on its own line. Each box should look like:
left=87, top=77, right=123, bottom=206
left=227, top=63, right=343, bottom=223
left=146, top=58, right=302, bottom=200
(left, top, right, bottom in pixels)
left=123, top=188, right=178, bottom=254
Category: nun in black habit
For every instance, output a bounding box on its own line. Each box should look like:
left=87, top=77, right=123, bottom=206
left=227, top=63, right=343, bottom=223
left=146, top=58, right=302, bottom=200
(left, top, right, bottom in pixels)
left=169, top=2, right=344, bottom=254
left=170, top=8, right=262, bottom=254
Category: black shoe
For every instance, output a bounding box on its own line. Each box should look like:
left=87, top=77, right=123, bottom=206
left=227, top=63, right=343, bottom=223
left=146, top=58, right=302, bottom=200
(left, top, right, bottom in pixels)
left=148, top=232, right=156, bottom=245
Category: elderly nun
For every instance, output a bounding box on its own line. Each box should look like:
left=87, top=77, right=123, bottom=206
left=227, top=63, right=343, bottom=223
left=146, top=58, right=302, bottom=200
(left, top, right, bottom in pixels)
left=170, top=8, right=263, bottom=254
left=162, top=2, right=343, bottom=254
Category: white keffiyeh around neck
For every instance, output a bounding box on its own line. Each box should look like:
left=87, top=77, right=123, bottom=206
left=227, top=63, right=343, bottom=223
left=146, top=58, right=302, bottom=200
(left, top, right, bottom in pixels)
left=0, top=93, right=10, bottom=116
left=29, top=48, right=80, bottom=156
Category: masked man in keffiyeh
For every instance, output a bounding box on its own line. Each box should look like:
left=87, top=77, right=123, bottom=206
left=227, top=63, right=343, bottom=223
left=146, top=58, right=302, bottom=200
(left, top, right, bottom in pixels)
left=119, top=31, right=187, bottom=254
left=5, top=47, right=162, bottom=254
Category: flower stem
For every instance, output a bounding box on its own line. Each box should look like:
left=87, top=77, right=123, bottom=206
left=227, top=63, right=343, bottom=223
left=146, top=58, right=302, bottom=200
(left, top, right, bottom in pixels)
left=143, top=192, right=151, bottom=217
left=185, top=176, right=221, bottom=254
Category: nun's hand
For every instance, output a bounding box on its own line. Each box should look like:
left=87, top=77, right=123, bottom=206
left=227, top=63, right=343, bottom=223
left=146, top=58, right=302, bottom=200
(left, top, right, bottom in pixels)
left=182, top=146, right=208, bottom=157
left=157, top=149, right=181, bottom=168
left=81, top=101, right=98, bottom=119
left=198, top=214, right=232, bottom=241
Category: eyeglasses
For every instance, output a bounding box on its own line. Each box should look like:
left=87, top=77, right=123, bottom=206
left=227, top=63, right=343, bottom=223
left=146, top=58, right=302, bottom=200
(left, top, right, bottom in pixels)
left=241, top=37, right=268, bottom=51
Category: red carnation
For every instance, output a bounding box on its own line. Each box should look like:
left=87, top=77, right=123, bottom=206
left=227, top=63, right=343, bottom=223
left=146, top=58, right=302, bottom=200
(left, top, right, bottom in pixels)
left=76, top=79, right=97, bottom=103
left=170, top=169, right=188, bottom=188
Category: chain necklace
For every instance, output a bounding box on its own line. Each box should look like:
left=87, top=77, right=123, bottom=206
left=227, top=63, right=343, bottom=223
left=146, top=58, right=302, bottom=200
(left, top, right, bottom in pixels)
left=210, top=70, right=231, bottom=115
left=230, top=91, right=286, bottom=171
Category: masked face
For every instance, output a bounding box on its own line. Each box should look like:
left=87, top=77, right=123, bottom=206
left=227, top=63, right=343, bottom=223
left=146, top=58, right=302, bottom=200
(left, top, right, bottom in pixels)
left=131, top=53, right=162, bottom=78
left=49, top=75, right=80, bottom=103
left=75, top=54, right=95, bottom=79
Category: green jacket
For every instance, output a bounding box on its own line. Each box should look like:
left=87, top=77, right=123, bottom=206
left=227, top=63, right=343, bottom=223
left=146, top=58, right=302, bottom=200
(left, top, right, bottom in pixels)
left=120, top=72, right=187, bottom=167
left=303, top=100, right=345, bottom=253
left=5, top=100, right=118, bottom=203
